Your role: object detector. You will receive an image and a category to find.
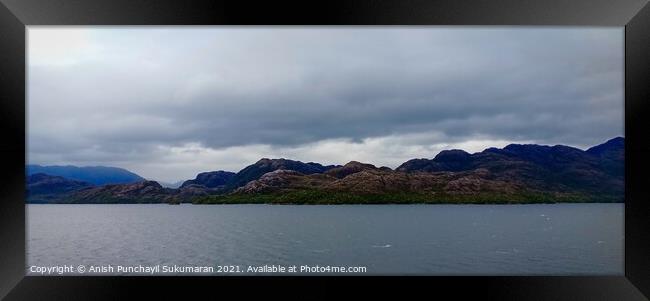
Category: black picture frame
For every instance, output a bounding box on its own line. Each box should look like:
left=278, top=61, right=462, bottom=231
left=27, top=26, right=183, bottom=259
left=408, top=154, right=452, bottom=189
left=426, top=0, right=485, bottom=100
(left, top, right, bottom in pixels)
left=1, top=0, right=649, bottom=300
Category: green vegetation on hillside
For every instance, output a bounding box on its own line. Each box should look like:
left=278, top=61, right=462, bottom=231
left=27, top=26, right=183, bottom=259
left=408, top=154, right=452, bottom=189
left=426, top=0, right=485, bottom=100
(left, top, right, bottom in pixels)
left=193, top=189, right=621, bottom=205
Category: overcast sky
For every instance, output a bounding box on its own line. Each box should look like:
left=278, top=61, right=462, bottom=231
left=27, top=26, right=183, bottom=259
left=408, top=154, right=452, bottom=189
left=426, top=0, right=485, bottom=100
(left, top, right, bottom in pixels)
left=28, top=27, right=623, bottom=182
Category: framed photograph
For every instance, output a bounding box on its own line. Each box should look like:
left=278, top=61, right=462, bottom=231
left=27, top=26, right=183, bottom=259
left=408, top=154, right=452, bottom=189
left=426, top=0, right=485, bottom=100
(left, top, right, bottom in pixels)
left=1, top=0, right=649, bottom=299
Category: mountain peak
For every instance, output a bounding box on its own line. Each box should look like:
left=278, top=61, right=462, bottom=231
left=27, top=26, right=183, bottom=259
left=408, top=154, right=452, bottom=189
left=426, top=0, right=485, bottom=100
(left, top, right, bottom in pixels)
left=180, top=170, right=235, bottom=189
left=325, top=161, right=377, bottom=179
left=226, top=158, right=331, bottom=189
left=343, top=161, right=376, bottom=168
left=587, top=137, right=624, bottom=155
left=503, top=143, right=551, bottom=152
left=433, top=149, right=470, bottom=160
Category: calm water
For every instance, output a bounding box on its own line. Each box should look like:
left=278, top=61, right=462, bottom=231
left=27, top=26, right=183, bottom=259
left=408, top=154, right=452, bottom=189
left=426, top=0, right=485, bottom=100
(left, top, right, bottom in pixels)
left=27, top=203, right=623, bottom=275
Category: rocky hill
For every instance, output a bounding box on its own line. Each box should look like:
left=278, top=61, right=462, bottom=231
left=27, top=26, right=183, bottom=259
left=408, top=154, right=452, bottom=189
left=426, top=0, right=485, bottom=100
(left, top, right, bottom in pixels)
left=180, top=170, right=236, bottom=189
left=27, top=173, right=95, bottom=203
left=396, top=137, right=624, bottom=198
left=65, top=181, right=178, bottom=204
left=223, top=158, right=339, bottom=190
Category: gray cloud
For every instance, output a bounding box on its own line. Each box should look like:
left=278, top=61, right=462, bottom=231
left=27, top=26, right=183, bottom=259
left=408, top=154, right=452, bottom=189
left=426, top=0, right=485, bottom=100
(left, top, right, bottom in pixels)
left=28, top=27, right=623, bottom=181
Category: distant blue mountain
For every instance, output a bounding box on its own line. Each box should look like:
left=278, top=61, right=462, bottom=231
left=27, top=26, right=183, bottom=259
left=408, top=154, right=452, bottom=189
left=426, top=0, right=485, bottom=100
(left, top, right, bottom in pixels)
left=26, top=164, right=144, bottom=185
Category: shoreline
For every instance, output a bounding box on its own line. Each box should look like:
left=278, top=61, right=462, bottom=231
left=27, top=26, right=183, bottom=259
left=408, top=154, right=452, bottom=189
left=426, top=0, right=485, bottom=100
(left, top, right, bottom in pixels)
left=26, top=201, right=624, bottom=205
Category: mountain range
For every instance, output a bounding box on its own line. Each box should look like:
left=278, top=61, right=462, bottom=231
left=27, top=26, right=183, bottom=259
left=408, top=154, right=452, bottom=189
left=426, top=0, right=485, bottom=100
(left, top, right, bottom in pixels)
left=26, top=137, right=625, bottom=204
left=26, top=165, right=144, bottom=185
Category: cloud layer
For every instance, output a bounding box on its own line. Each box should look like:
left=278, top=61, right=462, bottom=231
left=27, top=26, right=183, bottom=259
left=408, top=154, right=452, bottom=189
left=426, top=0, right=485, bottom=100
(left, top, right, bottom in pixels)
left=28, top=27, right=623, bottom=182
